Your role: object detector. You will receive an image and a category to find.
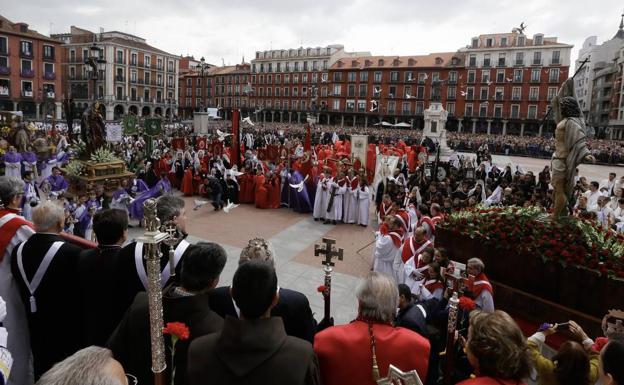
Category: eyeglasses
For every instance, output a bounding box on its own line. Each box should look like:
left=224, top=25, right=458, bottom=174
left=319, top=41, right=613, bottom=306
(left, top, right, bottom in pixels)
left=125, top=373, right=138, bottom=385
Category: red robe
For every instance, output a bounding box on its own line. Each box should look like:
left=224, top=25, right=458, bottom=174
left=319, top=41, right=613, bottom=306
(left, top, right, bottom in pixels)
left=180, top=168, right=194, bottom=196
left=254, top=175, right=269, bottom=209
left=267, top=175, right=281, bottom=209
left=238, top=174, right=254, bottom=203
left=314, top=320, right=430, bottom=385
left=401, top=236, right=433, bottom=263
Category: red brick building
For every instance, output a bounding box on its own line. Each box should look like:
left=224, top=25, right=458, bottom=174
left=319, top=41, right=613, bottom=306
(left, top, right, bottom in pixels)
left=0, top=15, right=63, bottom=118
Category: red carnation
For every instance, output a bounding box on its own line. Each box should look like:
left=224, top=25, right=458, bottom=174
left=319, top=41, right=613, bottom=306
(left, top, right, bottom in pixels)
left=163, top=322, right=190, bottom=341
left=593, top=337, right=609, bottom=352
left=458, top=296, right=477, bottom=311
left=317, top=285, right=327, bottom=293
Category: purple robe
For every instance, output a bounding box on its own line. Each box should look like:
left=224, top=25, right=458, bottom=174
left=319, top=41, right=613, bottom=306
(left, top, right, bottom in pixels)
left=131, top=179, right=149, bottom=195
left=43, top=175, right=68, bottom=191
left=129, top=178, right=171, bottom=220
left=289, top=171, right=313, bottom=213
left=3, top=152, right=22, bottom=177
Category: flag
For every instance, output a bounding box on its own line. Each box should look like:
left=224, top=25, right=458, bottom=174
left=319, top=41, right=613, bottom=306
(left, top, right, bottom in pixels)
left=123, top=115, right=138, bottom=134
left=171, top=138, right=185, bottom=150
left=196, top=136, right=207, bottom=151
left=144, top=118, right=162, bottom=136
left=304, top=123, right=311, bottom=151
left=231, top=110, right=240, bottom=167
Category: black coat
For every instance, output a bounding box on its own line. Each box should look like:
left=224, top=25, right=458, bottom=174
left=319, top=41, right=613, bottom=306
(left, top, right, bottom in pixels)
left=187, top=316, right=320, bottom=385
left=11, top=233, right=83, bottom=378
left=113, top=240, right=191, bottom=323
left=109, top=289, right=224, bottom=385
left=78, top=246, right=125, bottom=348
left=208, top=286, right=316, bottom=343
left=396, top=298, right=439, bottom=339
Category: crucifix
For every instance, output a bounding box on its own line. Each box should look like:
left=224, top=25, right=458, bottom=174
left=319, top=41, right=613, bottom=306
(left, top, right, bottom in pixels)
left=314, top=237, right=343, bottom=330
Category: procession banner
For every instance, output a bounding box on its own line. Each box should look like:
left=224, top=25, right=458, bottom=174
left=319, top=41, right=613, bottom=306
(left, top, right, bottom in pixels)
left=350, top=134, right=368, bottom=169
left=195, top=136, right=207, bottom=151
left=372, top=155, right=399, bottom=196
left=123, top=115, right=138, bottom=134
left=171, top=138, right=185, bottom=150
left=144, top=118, right=162, bottom=136
left=106, top=123, right=123, bottom=143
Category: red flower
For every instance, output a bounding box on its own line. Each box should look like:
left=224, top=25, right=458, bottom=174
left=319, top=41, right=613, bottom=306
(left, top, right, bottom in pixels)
left=163, top=322, right=190, bottom=340
left=458, top=296, right=477, bottom=311
left=592, top=337, right=609, bottom=352
left=317, top=285, right=327, bottom=293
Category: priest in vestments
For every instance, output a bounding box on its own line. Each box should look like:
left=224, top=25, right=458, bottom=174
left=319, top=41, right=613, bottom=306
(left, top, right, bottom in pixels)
left=11, top=201, right=83, bottom=379
left=343, top=171, right=359, bottom=224
left=372, top=216, right=403, bottom=282
left=0, top=177, right=35, bottom=385
left=314, top=272, right=430, bottom=385
left=312, top=173, right=328, bottom=221
left=254, top=173, right=269, bottom=209
left=356, top=180, right=371, bottom=226
left=466, top=258, right=495, bottom=312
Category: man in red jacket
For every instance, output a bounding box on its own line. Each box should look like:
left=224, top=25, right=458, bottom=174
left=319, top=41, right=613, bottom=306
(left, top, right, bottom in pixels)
left=314, top=272, right=430, bottom=385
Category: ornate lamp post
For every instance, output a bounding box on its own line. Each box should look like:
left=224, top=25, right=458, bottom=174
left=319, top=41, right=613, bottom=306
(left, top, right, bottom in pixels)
left=85, top=42, right=107, bottom=102
left=195, top=57, right=210, bottom=114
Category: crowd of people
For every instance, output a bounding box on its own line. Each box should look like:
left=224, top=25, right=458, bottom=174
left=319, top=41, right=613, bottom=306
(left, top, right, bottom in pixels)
left=0, top=115, right=623, bottom=384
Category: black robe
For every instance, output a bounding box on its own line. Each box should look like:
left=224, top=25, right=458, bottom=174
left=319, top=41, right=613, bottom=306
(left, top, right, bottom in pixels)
left=77, top=246, right=125, bottom=348
left=10, top=233, right=83, bottom=378
left=208, top=286, right=316, bottom=343
left=187, top=316, right=320, bottom=385
left=108, top=288, right=224, bottom=385
left=113, top=240, right=191, bottom=322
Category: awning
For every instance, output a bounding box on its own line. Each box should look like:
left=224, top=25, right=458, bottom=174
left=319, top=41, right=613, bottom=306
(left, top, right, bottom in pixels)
left=393, top=122, right=411, bottom=127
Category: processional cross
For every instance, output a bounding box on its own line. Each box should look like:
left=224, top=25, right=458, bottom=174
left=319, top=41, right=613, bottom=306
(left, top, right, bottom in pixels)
left=314, top=238, right=344, bottom=330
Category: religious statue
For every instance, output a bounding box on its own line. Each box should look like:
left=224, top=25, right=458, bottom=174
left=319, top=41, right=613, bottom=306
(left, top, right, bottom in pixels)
left=13, top=120, right=30, bottom=153
left=80, top=101, right=106, bottom=158
left=551, top=79, right=595, bottom=217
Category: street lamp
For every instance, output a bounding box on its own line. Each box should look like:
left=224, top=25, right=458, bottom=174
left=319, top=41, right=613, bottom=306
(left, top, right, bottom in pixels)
left=195, top=57, right=210, bottom=113
left=85, top=41, right=107, bottom=102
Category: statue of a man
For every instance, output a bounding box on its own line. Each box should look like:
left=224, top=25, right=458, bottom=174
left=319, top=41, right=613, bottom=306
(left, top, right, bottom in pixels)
left=80, top=101, right=106, bottom=158
left=551, top=79, right=595, bottom=217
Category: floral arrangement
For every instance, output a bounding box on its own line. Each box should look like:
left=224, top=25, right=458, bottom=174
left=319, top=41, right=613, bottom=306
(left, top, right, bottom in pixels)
left=64, top=160, right=85, bottom=177
left=90, top=147, right=119, bottom=163
left=439, top=205, right=624, bottom=279
left=162, top=322, right=190, bottom=385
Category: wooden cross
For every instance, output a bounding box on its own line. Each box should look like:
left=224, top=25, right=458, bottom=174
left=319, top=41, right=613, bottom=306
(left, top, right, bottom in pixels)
left=314, top=238, right=344, bottom=267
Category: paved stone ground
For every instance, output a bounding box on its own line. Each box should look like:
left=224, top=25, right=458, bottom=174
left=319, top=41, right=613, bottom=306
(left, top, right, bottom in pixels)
left=128, top=154, right=621, bottom=326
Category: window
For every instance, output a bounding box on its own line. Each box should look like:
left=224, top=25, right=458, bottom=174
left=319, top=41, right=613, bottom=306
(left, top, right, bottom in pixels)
left=390, top=71, right=399, bottom=82
left=360, top=71, right=369, bottom=82
left=448, top=71, right=457, bottom=83
left=145, top=56, right=151, bottom=67
left=479, top=103, right=488, bottom=117
left=534, top=35, right=543, bottom=45
left=549, top=68, right=560, bottom=83
left=416, top=102, right=424, bottom=114
left=498, top=53, right=506, bottom=67
left=284, top=87, right=289, bottom=97
left=20, top=41, right=33, bottom=57
left=496, top=69, right=505, bottom=83
left=469, top=54, right=477, bottom=67
left=21, top=80, right=33, bottom=97
left=387, top=101, right=396, bottom=113
left=551, top=51, right=560, bottom=65
left=447, top=86, right=456, bottom=99
left=547, top=87, right=557, bottom=101
left=495, top=87, right=504, bottom=100
left=513, top=69, right=523, bottom=82
left=0, top=37, right=7, bottom=54
left=266, top=87, right=272, bottom=97
left=358, top=100, right=366, bottom=112
left=348, top=72, right=356, bottom=82
left=466, top=87, right=475, bottom=100
left=518, top=36, right=525, bottom=46
left=465, top=70, right=475, bottom=84
left=531, top=68, right=541, bottom=82
left=359, top=84, right=367, bottom=97
left=528, top=105, right=537, bottom=119
left=501, top=37, right=508, bottom=47
left=311, top=73, right=317, bottom=82
left=389, top=86, right=396, bottom=98
left=404, top=85, right=412, bottom=98
left=446, top=102, right=455, bottom=116
left=332, top=99, right=340, bottom=111
left=116, top=51, right=123, bottom=64
left=44, top=63, right=54, bottom=79
left=332, top=85, right=341, bottom=96
left=294, top=62, right=299, bottom=72
left=483, top=54, right=491, bottom=67
left=465, top=103, right=473, bottom=117
left=321, top=73, right=328, bottom=82
left=529, top=87, right=539, bottom=101
left=533, top=52, right=542, bottom=65
left=405, top=71, right=414, bottom=82
left=418, top=73, right=427, bottom=83
left=43, top=45, right=54, bottom=60
left=511, top=104, right=520, bottom=118
left=471, top=38, right=479, bottom=48
left=481, top=70, right=490, bottom=83
left=347, top=84, right=355, bottom=97
left=131, top=53, right=137, bottom=65
left=312, top=61, right=317, bottom=71
left=303, top=61, right=308, bottom=71
left=333, top=72, right=342, bottom=82
left=515, top=52, right=524, bottom=66
left=416, top=86, right=425, bottom=99
left=302, top=74, right=308, bottom=83
left=293, top=74, right=299, bottom=83
left=374, top=71, right=382, bottom=82
left=480, top=87, right=488, bottom=100
left=494, top=104, right=502, bottom=118
left=402, top=102, right=411, bottom=114
left=486, top=38, right=493, bottom=47
left=346, top=100, right=355, bottom=112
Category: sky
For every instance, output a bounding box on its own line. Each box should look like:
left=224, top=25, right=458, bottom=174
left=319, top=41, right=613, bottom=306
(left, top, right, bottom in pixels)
left=2, top=0, right=623, bottom=70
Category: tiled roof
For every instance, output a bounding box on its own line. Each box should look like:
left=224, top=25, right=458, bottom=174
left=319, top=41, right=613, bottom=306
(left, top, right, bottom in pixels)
left=0, top=14, right=61, bottom=43
left=330, top=52, right=463, bottom=70
left=101, top=37, right=175, bottom=57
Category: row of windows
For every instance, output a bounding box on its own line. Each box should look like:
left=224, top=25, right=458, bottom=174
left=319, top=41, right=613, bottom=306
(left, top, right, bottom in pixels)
left=465, top=68, right=560, bottom=83
left=256, top=47, right=331, bottom=59
left=467, top=51, right=561, bottom=67
left=252, top=60, right=329, bottom=73
left=0, top=79, right=55, bottom=97
left=0, top=57, right=55, bottom=76
left=184, top=75, right=249, bottom=87
left=0, top=36, right=56, bottom=59
left=182, top=97, right=247, bottom=108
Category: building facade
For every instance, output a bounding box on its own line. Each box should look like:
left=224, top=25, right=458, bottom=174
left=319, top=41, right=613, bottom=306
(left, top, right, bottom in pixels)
left=0, top=15, right=63, bottom=119
left=248, top=44, right=370, bottom=124
left=53, top=26, right=179, bottom=121
left=607, top=44, right=624, bottom=139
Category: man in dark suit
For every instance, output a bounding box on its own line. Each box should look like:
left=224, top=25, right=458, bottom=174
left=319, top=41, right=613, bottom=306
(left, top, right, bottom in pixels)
left=109, top=242, right=227, bottom=385
left=188, top=260, right=320, bottom=385
left=11, top=200, right=84, bottom=379
left=208, top=238, right=316, bottom=343
left=114, top=194, right=191, bottom=319
left=78, top=209, right=128, bottom=348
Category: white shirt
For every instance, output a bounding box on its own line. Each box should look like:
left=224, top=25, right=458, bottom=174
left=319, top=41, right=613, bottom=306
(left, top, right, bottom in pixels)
left=583, top=190, right=603, bottom=212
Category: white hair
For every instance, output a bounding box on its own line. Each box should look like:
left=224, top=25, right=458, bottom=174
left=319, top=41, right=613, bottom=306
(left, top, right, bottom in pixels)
left=32, top=200, right=65, bottom=232
left=356, top=272, right=399, bottom=323
left=0, top=176, right=25, bottom=206
left=35, top=346, right=124, bottom=385
left=468, top=257, right=485, bottom=274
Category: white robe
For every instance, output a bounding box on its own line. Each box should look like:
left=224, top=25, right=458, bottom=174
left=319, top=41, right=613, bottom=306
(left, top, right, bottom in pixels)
left=326, top=182, right=346, bottom=221
left=312, top=177, right=328, bottom=220
left=372, top=233, right=400, bottom=282
left=343, top=186, right=358, bottom=224
left=4, top=160, right=21, bottom=178
left=356, top=187, right=370, bottom=226
left=22, top=183, right=38, bottom=222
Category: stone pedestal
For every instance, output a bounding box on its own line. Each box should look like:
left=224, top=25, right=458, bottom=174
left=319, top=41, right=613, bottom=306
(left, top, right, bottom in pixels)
left=423, top=102, right=454, bottom=158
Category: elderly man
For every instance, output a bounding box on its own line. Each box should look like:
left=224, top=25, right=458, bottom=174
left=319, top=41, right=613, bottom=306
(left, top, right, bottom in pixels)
left=115, top=194, right=190, bottom=323
left=0, top=176, right=35, bottom=385
left=188, top=261, right=320, bottom=385
left=11, top=200, right=83, bottom=379
left=466, top=257, right=495, bottom=313
left=314, top=272, right=430, bottom=385
left=36, top=346, right=127, bottom=385
left=208, top=238, right=316, bottom=343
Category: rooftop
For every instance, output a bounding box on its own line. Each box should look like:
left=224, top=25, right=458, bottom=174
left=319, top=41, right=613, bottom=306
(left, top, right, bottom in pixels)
left=330, top=52, right=463, bottom=70
left=0, top=14, right=61, bottom=43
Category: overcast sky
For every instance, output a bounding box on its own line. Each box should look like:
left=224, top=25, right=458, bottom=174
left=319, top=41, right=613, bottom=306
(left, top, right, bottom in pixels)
left=4, top=0, right=623, bottom=70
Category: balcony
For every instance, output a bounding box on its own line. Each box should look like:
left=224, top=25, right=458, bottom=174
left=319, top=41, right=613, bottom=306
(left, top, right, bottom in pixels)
left=513, top=77, right=523, bottom=83
left=447, top=95, right=456, bottom=100
left=532, top=59, right=542, bottom=66
left=549, top=77, right=560, bottom=84
left=115, top=75, right=125, bottom=82
left=468, top=60, right=477, bottom=68
left=0, top=66, right=9, bottom=75
left=497, top=60, right=506, bottom=67
left=467, top=78, right=475, bottom=84
left=22, top=90, right=33, bottom=97
left=495, top=95, right=504, bottom=101
left=482, top=61, right=491, bottom=68
left=514, top=60, right=524, bottom=66
left=21, top=69, right=34, bottom=78
left=43, top=53, right=55, bottom=62
left=167, top=66, right=174, bottom=73
left=551, top=58, right=560, bottom=65
left=529, top=95, right=539, bottom=101
left=0, top=87, right=8, bottom=97
left=20, top=50, right=33, bottom=59
left=43, top=72, right=56, bottom=80
left=530, top=78, right=541, bottom=84
left=130, top=61, right=138, bottom=67
left=448, top=79, right=457, bottom=85
left=511, top=95, right=521, bottom=101
left=116, top=58, right=125, bottom=65
left=46, top=91, right=55, bottom=99
left=130, top=78, right=137, bottom=84
left=466, top=95, right=474, bottom=101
